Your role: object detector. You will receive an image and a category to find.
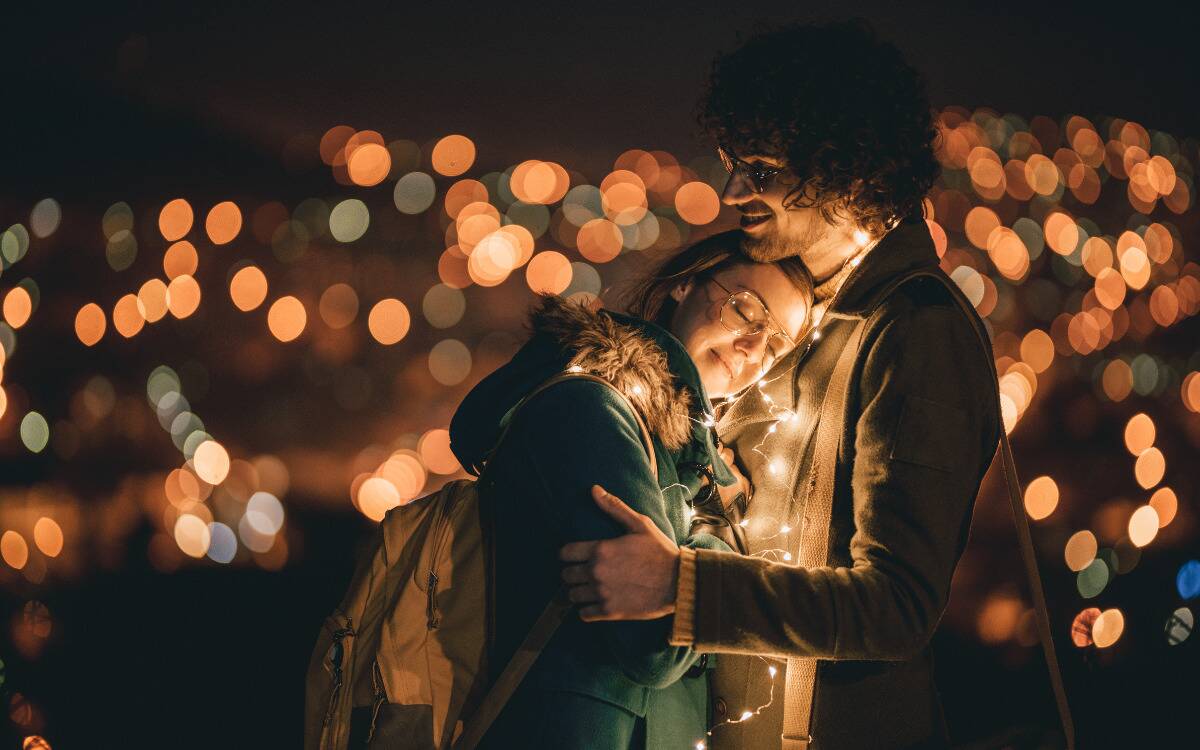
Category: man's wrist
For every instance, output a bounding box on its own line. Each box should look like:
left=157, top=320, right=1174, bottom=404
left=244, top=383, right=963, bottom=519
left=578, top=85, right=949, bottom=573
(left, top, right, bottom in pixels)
left=669, top=547, right=698, bottom=646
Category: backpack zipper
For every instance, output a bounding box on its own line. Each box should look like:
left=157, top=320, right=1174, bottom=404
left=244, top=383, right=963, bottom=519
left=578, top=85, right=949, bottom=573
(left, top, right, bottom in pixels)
left=426, top=570, right=441, bottom=629
left=323, top=617, right=355, bottom=728
left=366, top=660, right=387, bottom=742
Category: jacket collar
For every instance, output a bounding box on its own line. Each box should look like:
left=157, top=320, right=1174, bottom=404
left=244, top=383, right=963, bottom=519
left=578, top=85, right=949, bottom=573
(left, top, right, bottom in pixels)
left=820, top=217, right=940, bottom=322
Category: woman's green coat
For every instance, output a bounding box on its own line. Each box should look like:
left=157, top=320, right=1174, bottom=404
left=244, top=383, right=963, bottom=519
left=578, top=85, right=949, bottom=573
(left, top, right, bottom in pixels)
left=450, top=296, right=734, bottom=749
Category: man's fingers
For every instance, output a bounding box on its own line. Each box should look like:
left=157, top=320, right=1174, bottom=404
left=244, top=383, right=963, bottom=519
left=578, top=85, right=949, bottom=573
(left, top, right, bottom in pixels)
left=591, top=484, right=649, bottom=532
left=559, top=540, right=599, bottom=563
left=578, top=604, right=617, bottom=622
left=560, top=564, right=593, bottom=585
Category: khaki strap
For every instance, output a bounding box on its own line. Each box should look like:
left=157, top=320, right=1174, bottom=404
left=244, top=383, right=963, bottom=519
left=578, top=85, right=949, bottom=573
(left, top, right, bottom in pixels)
left=454, top=371, right=658, bottom=750
left=780, top=269, right=1074, bottom=750
left=781, top=319, right=866, bottom=750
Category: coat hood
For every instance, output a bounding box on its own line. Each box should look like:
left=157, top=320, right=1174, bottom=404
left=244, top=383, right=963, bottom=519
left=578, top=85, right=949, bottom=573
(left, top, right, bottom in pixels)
left=450, top=295, right=735, bottom=484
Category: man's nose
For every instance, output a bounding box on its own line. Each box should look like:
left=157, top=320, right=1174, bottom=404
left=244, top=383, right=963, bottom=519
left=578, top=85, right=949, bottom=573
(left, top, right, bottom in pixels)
left=721, top=171, right=755, bottom=206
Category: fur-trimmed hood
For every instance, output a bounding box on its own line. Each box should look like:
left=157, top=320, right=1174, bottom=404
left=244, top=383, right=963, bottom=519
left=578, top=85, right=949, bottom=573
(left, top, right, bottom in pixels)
left=450, top=296, right=735, bottom=484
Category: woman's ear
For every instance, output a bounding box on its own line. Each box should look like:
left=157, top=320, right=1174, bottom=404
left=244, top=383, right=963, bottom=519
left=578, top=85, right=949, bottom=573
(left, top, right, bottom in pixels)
left=669, top=279, right=693, bottom=303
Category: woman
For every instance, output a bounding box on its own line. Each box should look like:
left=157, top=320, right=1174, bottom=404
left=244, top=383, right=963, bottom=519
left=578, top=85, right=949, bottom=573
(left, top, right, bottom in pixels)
left=448, top=232, right=812, bottom=749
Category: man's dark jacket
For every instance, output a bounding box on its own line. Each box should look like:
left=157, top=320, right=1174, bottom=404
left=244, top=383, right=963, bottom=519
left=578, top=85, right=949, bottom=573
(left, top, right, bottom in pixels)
left=685, top=221, right=1001, bottom=750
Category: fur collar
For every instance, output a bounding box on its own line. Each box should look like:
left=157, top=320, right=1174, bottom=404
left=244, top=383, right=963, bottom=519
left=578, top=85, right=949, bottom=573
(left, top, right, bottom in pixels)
left=529, top=296, right=693, bottom=451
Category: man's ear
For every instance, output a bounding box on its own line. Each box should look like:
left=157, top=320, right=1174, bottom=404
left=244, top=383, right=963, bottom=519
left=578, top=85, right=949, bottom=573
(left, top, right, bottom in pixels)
left=669, top=279, right=692, bottom=303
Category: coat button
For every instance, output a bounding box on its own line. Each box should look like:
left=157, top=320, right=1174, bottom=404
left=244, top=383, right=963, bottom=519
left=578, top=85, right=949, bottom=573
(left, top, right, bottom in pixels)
left=714, top=698, right=728, bottom=717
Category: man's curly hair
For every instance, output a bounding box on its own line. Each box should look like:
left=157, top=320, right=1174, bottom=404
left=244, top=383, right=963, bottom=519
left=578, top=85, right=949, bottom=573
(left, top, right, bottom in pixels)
left=699, top=19, right=940, bottom=238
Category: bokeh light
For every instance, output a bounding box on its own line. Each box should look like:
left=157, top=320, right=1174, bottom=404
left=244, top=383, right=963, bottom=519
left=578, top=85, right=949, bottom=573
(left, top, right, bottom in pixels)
left=205, top=201, right=243, bottom=245
left=1023, top=476, right=1059, bottom=520
left=319, top=284, right=358, bottom=329
left=159, top=198, right=193, bottom=241
left=229, top=266, right=269, bottom=311
left=1064, top=530, right=1098, bottom=572
left=268, top=296, right=307, bottom=342
left=368, top=298, right=411, bottom=345
left=1092, top=608, right=1124, bottom=648
left=431, top=134, right=476, bottom=177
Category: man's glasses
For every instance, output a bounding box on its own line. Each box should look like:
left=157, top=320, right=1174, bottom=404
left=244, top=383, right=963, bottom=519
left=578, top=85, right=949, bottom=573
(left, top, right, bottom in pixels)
left=708, top=276, right=798, bottom=371
left=717, top=145, right=788, bottom=194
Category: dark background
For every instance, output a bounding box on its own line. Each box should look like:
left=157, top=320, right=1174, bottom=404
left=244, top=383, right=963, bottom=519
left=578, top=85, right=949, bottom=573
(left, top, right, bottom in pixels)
left=2, top=2, right=1198, bottom=748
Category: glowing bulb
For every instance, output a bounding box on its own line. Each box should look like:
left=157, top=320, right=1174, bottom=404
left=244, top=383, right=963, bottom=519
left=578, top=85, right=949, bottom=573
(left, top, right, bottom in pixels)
left=850, top=255, right=864, bottom=266
left=768, top=423, right=778, bottom=433
left=768, top=665, right=778, bottom=678
left=769, top=459, right=783, bottom=475
left=780, top=524, right=791, bottom=533
left=739, top=519, right=749, bottom=527
left=696, top=743, right=706, bottom=750
left=685, top=507, right=696, bottom=520
left=812, top=329, right=822, bottom=341
left=567, top=365, right=583, bottom=373
left=853, top=229, right=870, bottom=247
left=631, top=384, right=643, bottom=395
left=762, top=394, right=773, bottom=404
left=740, top=711, right=753, bottom=721
left=784, top=552, right=793, bottom=561
left=702, top=415, right=715, bottom=428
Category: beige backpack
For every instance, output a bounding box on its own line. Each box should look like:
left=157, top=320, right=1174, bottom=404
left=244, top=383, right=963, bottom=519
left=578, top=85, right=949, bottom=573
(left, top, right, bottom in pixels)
left=303, top=372, right=656, bottom=750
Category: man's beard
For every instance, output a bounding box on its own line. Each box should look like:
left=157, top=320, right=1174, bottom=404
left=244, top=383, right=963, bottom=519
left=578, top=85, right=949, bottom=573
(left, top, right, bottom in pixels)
left=739, top=215, right=825, bottom=262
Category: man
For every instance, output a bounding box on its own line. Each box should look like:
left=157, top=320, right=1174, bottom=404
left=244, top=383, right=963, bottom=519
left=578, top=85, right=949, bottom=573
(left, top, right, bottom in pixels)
left=560, top=20, right=1001, bottom=750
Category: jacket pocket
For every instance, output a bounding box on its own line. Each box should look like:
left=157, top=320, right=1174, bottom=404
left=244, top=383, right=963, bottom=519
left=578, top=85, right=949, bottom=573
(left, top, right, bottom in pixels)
left=888, top=395, right=967, bottom=473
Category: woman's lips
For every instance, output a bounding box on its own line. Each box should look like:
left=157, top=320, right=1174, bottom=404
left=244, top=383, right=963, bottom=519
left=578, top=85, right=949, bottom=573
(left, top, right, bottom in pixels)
left=711, top=349, right=733, bottom=380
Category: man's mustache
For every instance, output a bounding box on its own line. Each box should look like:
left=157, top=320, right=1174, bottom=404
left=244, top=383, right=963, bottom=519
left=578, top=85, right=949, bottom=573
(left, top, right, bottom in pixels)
left=736, top=202, right=773, bottom=216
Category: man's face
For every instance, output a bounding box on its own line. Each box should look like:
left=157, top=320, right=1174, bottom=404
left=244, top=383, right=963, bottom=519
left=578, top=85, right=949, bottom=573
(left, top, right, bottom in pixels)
left=719, top=150, right=835, bottom=263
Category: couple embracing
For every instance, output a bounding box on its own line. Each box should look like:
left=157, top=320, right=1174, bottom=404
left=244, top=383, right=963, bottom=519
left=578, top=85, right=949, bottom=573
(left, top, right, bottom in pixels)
left=451, top=21, right=1004, bottom=750
left=319, top=20, right=1012, bottom=748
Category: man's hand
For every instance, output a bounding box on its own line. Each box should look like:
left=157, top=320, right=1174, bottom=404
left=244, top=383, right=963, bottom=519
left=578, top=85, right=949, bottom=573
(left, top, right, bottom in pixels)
left=559, top=485, right=681, bottom=621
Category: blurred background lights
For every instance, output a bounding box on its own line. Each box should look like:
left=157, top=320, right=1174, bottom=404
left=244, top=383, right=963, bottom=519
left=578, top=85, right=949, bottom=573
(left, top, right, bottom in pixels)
left=1064, top=530, right=1098, bottom=572
left=20, top=412, right=50, bottom=453
left=205, top=522, right=237, bottom=563
left=421, top=284, right=465, bottom=329
left=1077, top=558, right=1110, bottom=598
left=29, top=199, right=61, bottom=239
left=318, top=284, right=358, bottom=329
left=1122, top=413, right=1155, bottom=454
left=367, top=298, right=411, bottom=345
left=158, top=198, right=194, bottom=241
left=1178, top=561, right=1200, bottom=600
left=1127, top=505, right=1160, bottom=547
left=205, top=201, right=243, bottom=245
left=32, top=518, right=63, bottom=558
left=163, top=240, right=199, bottom=279
left=431, top=134, right=476, bottom=177
left=1, top=531, right=30, bottom=570
left=328, top=199, right=369, bottom=242
left=1133, top=447, right=1165, bottom=489
left=1147, top=487, right=1177, bottom=527
left=3, top=287, right=33, bottom=328
left=1023, top=475, right=1059, bottom=520
left=394, top=172, right=436, bottom=214
left=245, top=492, right=285, bottom=535
left=267, top=296, right=307, bottom=342
left=229, top=265, right=269, bottom=311
left=428, top=339, right=471, bottom=385
left=166, top=275, right=202, bottom=319
left=1165, top=607, right=1193, bottom=646
left=1091, top=608, right=1125, bottom=648
left=526, top=250, right=573, bottom=295
left=191, top=439, right=231, bottom=484
left=174, top=514, right=211, bottom=558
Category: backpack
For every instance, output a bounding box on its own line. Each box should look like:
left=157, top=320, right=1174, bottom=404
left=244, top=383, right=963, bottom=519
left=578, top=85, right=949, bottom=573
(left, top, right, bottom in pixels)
left=303, top=371, right=657, bottom=750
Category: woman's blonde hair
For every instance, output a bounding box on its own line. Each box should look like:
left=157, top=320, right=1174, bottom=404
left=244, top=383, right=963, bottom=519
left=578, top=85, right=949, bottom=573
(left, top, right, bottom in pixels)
left=623, top=232, right=814, bottom=333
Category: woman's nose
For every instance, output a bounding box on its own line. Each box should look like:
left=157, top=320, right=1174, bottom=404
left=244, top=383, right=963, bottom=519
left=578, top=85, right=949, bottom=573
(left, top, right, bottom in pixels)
left=732, top=331, right=769, bottom=363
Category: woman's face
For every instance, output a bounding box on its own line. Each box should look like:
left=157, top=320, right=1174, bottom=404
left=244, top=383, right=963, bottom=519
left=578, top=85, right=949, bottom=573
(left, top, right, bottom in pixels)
left=668, top=263, right=809, bottom=399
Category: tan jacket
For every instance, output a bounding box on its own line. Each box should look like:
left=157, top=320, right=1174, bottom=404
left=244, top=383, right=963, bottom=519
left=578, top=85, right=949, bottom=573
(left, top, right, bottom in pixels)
left=672, top=222, right=1000, bottom=750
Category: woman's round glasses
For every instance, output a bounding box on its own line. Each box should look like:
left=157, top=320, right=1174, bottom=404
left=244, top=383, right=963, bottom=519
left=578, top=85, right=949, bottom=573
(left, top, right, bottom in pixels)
left=717, top=145, right=787, bottom=194
left=708, top=276, right=798, bottom=371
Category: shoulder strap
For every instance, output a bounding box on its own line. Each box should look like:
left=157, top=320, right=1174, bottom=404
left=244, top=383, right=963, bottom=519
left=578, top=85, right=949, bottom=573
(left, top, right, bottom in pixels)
left=454, top=370, right=657, bottom=750
left=781, top=269, right=1075, bottom=750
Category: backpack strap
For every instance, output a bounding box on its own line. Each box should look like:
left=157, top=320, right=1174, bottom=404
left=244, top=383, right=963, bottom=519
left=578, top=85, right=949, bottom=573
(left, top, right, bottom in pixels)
left=454, top=370, right=657, bottom=750
left=781, top=268, right=1075, bottom=750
